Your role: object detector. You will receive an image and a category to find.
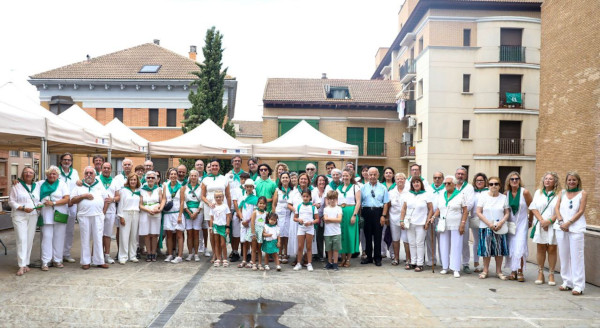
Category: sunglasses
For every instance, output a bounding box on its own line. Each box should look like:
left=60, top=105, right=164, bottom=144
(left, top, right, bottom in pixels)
left=306, top=168, right=315, bottom=171
left=433, top=177, right=443, bottom=179
left=488, top=182, right=500, bottom=186
left=371, top=190, right=375, bottom=198
left=444, top=182, right=453, bottom=185
left=84, top=172, right=94, bottom=175
left=259, top=168, right=268, bottom=172
left=510, top=178, right=520, bottom=181
left=569, top=200, right=573, bottom=209
left=146, top=177, right=155, bottom=180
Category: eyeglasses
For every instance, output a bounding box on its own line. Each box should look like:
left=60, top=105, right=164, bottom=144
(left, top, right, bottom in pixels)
left=510, top=178, right=520, bottom=181
left=259, top=168, right=268, bottom=172
left=84, top=172, right=94, bottom=175
left=371, top=190, right=375, bottom=198
left=569, top=200, right=573, bottom=209
left=306, top=168, right=315, bottom=171
left=476, top=179, right=485, bottom=183
left=444, top=182, right=453, bottom=185
left=62, top=159, right=72, bottom=162
left=146, top=177, right=155, bottom=180
left=433, top=177, right=443, bottom=180
left=488, top=182, right=500, bottom=186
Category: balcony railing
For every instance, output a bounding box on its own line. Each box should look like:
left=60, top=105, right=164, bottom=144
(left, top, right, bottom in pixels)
left=401, top=143, right=415, bottom=158
left=400, top=59, right=416, bottom=83
left=366, top=142, right=387, bottom=157
left=404, top=100, right=416, bottom=115
left=499, top=92, right=525, bottom=108
left=498, top=138, right=524, bottom=155
left=500, top=46, right=526, bottom=62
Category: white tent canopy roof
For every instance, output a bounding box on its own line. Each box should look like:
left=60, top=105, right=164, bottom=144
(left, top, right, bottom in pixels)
left=105, top=118, right=149, bottom=153
left=149, top=119, right=251, bottom=158
left=0, top=101, right=46, bottom=150
left=251, top=120, right=358, bottom=160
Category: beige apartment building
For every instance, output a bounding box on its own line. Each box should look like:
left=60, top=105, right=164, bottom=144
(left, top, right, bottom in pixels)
left=373, top=0, right=542, bottom=190
left=262, top=77, right=405, bottom=174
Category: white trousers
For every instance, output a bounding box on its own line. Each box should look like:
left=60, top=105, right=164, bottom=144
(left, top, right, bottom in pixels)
left=119, top=211, right=140, bottom=262
left=556, top=230, right=585, bottom=292
left=79, top=215, right=105, bottom=266
left=425, top=218, right=440, bottom=266
left=12, top=213, right=37, bottom=267
left=63, top=205, right=77, bottom=258
left=439, top=230, right=463, bottom=272
left=462, top=227, right=481, bottom=266
left=41, top=223, right=66, bottom=264
left=103, top=213, right=116, bottom=237
left=407, top=224, right=427, bottom=266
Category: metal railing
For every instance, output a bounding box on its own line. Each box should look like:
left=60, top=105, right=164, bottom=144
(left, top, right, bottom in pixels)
left=500, top=46, right=526, bottom=62
left=498, top=138, right=524, bottom=155
left=400, top=59, right=416, bottom=79
left=499, top=92, right=524, bottom=108
left=401, top=143, right=415, bottom=158
left=404, top=100, right=416, bottom=115
left=366, top=142, right=387, bottom=157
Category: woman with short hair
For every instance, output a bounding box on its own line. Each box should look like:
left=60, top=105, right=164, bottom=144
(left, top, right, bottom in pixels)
left=470, top=173, right=489, bottom=273
left=504, top=171, right=533, bottom=282
left=388, top=173, right=408, bottom=266
left=117, top=173, right=141, bottom=264
left=139, top=171, right=163, bottom=262
left=401, top=176, right=433, bottom=272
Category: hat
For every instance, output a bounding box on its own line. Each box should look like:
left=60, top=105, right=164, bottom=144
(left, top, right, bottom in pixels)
left=243, top=179, right=255, bottom=187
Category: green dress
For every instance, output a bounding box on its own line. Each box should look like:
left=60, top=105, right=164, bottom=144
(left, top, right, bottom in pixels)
left=255, top=178, right=277, bottom=212
left=338, top=184, right=359, bottom=254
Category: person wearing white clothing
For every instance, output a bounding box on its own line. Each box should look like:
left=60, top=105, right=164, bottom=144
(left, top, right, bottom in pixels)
left=226, top=156, right=245, bottom=262
left=504, top=171, right=533, bottom=282
left=287, top=172, right=312, bottom=262
left=164, top=168, right=186, bottom=263
left=454, top=166, right=475, bottom=274
left=117, top=173, right=142, bottom=264
left=425, top=171, right=444, bottom=267
left=401, top=177, right=433, bottom=272
left=139, top=171, right=164, bottom=262
left=201, top=159, right=232, bottom=260
left=9, top=167, right=41, bottom=276
left=37, top=165, right=71, bottom=271
left=57, top=153, right=79, bottom=263
left=432, top=175, right=468, bottom=278
left=183, top=170, right=203, bottom=262
left=98, top=162, right=120, bottom=265
left=529, top=172, right=560, bottom=286
left=468, top=173, right=489, bottom=273
left=388, top=173, right=408, bottom=266
left=272, top=172, right=292, bottom=262
left=112, top=158, right=133, bottom=258
left=555, top=172, right=587, bottom=295
left=70, top=166, right=109, bottom=269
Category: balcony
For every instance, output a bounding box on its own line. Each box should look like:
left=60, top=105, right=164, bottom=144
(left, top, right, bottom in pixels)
left=404, top=100, right=416, bottom=115
left=499, top=92, right=525, bottom=109
left=500, top=46, right=526, bottom=62
left=399, top=59, right=416, bottom=84
left=364, top=142, right=387, bottom=157
left=401, top=143, right=415, bottom=159
left=498, top=138, right=524, bottom=155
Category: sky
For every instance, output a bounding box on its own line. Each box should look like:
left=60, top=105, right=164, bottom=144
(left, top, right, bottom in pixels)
left=0, top=0, right=401, bottom=121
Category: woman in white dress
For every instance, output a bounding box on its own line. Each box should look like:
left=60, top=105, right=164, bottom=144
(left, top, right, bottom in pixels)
left=388, top=173, right=408, bottom=266
left=117, top=173, right=141, bottom=264
left=555, top=171, right=587, bottom=295
left=272, top=171, right=292, bottom=263
left=201, top=159, right=232, bottom=261
left=287, top=172, right=312, bottom=264
left=529, top=172, right=560, bottom=285
left=139, top=171, right=163, bottom=262
left=504, top=171, right=533, bottom=282
left=184, top=170, right=203, bottom=262
left=401, top=176, right=433, bottom=272
left=164, top=168, right=185, bottom=263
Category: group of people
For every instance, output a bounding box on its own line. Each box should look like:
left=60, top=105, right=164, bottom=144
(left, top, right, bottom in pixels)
left=9, top=155, right=588, bottom=295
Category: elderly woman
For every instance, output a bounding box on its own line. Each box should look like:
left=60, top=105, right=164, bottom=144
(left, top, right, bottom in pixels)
left=475, top=176, right=510, bottom=280
left=470, top=173, right=489, bottom=273
left=529, top=172, right=560, bottom=285
left=183, top=170, right=203, bottom=262
left=555, top=172, right=587, bottom=295
left=163, top=168, right=185, bottom=264
left=432, top=175, right=468, bottom=278
left=9, top=167, right=41, bottom=276
left=338, top=168, right=361, bottom=267
left=326, top=169, right=342, bottom=193
left=117, top=173, right=141, bottom=264
left=202, top=159, right=232, bottom=261
left=388, top=172, right=408, bottom=266
left=504, top=171, right=533, bottom=282
left=401, top=176, right=433, bottom=272
left=37, top=165, right=71, bottom=271
left=139, top=171, right=163, bottom=262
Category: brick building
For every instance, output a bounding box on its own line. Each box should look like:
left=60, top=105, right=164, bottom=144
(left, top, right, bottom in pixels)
left=28, top=40, right=237, bottom=174
left=262, top=77, right=405, bottom=174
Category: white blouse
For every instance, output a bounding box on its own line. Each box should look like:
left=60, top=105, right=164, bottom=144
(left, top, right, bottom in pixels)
left=528, top=189, right=558, bottom=222
left=403, top=192, right=432, bottom=226
left=337, top=184, right=360, bottom=206
left=558, top=190, right=586, bottom=233
left=436, top=191, right=467, bottom=230
left=118, top=187, right=141, bottom=215
left=141, top=187, right=161, bottom=218
left=312, top=188, right=326, bottom=217
left=184, top=184, right=202, bottom=213
left=389, top=188, right=408, bottom=225
left=202, top=175, right=229, bottom=203
left=9, top=182, right=40, bottom=216
left=477, top=192, right=509, bottom=229
left=163, top=182, right=182, bottom=213
left=36, top=180, right=70, bottom=225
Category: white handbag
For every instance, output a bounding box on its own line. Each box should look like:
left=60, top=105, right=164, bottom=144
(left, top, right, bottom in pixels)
left=436, top=216, right=446, bottom=232
left=403, top=208, right=414, bottom=230
left=493, top=211, right=508, bottom=235
left=469, top=214, right=480, bottom=229
left=507, top=221, right=516, bottom=235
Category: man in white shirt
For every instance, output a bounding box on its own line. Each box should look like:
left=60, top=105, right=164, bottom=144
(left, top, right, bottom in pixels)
left=404, top=163, right=431, bottom=192
left=113, top=158, right=133, bottom=190
left=425, top=171, right=445, bottom=267
left=58, top=152, right=80, bottom=263
left=455, top=166, right=475, bottom=274
left=98, top=162, right=120, bottom=264
left=70, top=166, right=109, bottom=269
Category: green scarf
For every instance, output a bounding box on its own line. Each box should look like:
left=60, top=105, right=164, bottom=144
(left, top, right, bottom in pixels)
left=121, top=171, right=128, bottom=179
left=249, top=171, right=258, bottom=181
left=280, top=186, right=291, bottom=200
left=474, top=188, right=489, bottom=192
left=82, top=180, right=99, bottom=192
left=40, top=179, right=59, bottom=200
left=410, top=190, right=426, bottom=195
left=542, top=189, right=555, bottom=201
left=566, top=187, right=581, bottom=192
left=178, top=177, right=188, bottom=186
left=140, top=176, right=146, bottom=185
left=298, top=185, right=313, bottom=193
left=59, top=166, right=73, bottom=180
left=231, top=169, right=245, bottom=183
left=457, top=182, right=468, bottom=193
left=508, top=188, right=521, bottom=215
left=328, top=180, right=341, bottom=191
left=95, top=170, right=101, bottom=176
left=384, top=181, right=396, bottom=191
left=167, top=182, right=182, bottom=198
left=188, top=183, right=200, bottom=195
left=257, top=208, right=266, bottom=213
left=338, top=184, right=353, bottom=198
left=302, top=201, right=311, bottom=206
left=141, top=184, right=158, bottom=192
left=240, top=194, right=258, bottom=210
left=18, top=179, right=36, bottom=194
left=207, top=173, right=218, bottom=181
left=99, top=174, right=113, bottom=189
left=124, top=187, right=140, bottom=197
left=431, top=183, right=444, bottom=194
left=408, top=176, right=423, bottom=181
left=444, top=189, right=460, bottom=207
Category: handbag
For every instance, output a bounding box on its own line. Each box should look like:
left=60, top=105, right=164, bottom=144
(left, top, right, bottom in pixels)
left=436, top=216, right=446, bottom=232
left=530, top=195, right=555, bottom=239
left=53, top=210, right=68, bottom=223
left=163, top=200, right=174, bottom=212
left=507, top=221, right=516, bottom=235
left=403, top=208, right=414, bottom=230
left=469, top=214, right=480, bottom=229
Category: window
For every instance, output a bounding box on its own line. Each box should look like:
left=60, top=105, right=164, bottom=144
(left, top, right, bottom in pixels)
left=167, top=108, right=177, bottom=127
left=148, top=108, right=159, bottom=126
left=462, top=120, right=470, bottom=139
left=113, top=108, right=123, bottom=122
left=418, top=37, right=424, bottom=53
left=499, top=120, right=522, bottom=154
left=49, top=96, right=74, bottom=115
left=0, top=162, right=6, bottom=177
left=326, top=87, right=350, bottom=99
left=139, top=65, right=161, bottom=73
left=278, top=119, right=318, bottom=137
left=9, top=150, right=19, bottom=157
left=367, top=128, right=385, bottom=156
left=500, top=28, right=523, bottom=46
left=463, top=29, right=471, bottom=46
left=23, top=152, right=32, bottom=158
left=463, top=74, right=471, bottom=93
left=10, top=164, right=18, bottom=182
left=347, top=127, right=364, bottom=156
left=417, top=79, right=424, bottom=98
left=499, top=75, right=522, bottom=107
left=417, top=122, right=423, bottom=141
left=500, top=28, right=525, bottom=62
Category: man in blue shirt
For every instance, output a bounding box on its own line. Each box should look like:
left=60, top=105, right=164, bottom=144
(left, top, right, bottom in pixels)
left=360, top=167, right=390, bottom=266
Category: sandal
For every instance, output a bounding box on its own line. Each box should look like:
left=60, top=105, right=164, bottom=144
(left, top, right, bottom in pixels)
left=213, top=260, right=221, bottom=267
left=252, top=263, right=257, bottom=271
left=238, top=261, right=247, bottom=268
left=559, top=284, right=573, bottom=291
left=264, top=265, right=271, bottom=271
left=497, top=272, right=508, bottom=280
left=391, top=260, right=399, bottom=266
left=508, top=271, right=518, bottom=281
left=146, top=255, right=152, bottom=262
left=548, top=271, right=556, bottom=286
left=535, top=268, right=545, bottom=285
left=479, top=272, right=488, bottom=279
left=414, top=266, right=423, bottom=272
left=405, top=263, right=412, bottom=270
left=572, top=289, right=583, bottom=296
left=258, top=264, right=265, bottom=271
left=53, top=262, right=64, bottom=269
left=246, top=261, right=254, bottom=269
left=517, top=272, right=525, bottom=282
left=222, top=260, right=229, bottom=267
left=41, top=265, right=49, bottom=271
left=343, top=261, right=350, bottom=268
left=16, top=267, right=26, bottom=276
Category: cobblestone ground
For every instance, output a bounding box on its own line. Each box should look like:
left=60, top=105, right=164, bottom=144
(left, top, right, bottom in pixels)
left=0, top=226, right=598, bottom=328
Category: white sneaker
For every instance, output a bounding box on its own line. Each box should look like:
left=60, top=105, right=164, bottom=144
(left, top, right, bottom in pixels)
left=454, top=271, right=461, bottom=278
left=293, top=263, right=302, bottom=271
left=204, top=250, right=211, bottom=257
left=185, top=254, right=193, bottom=262
left=119, top=260, right=126, bottom=265
left=194, top=254, right=201, bottom=262
left=171, top=257, right=183, bottom=264
left=104, top=254, right=115, bottom=264
left=276, top=265, right=282, bottom=271
left=440, top=269, right=448, bottom=275
left=307, top=263, right=314, bottom=272
left=130, top=258, right=139, bottom=263
left=65, top=257, right=76, bottom=263
left=164, top=255, right=173, bottom=262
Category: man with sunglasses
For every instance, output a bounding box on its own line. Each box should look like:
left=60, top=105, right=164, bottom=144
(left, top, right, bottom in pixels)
left=58, top=152, right=80, bottom=263
left=360, top=167, right=390, bottom=266
left=255, top=163, right=277, bottom=212
left=455, top=166, right=475, bottom=274
left=425, top=171, right=445, bottom=267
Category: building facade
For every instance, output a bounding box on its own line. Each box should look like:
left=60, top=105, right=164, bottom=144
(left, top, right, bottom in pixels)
left=262, top=77, right=405, bottom=174
left=373, top=0, right=542, bottom=190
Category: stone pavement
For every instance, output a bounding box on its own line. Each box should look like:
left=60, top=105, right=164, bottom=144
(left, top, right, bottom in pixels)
left=0, top=226, right=598, bottom=327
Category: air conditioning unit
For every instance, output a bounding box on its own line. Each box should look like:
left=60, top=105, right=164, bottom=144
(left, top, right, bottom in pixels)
left=402, top=132, right=412, bottom=143
left=407, top=116, right=417, bottom=128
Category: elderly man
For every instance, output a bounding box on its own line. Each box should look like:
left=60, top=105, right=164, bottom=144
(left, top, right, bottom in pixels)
left=360, top=167, right=390, bottom=266
left=305, top=163, right=317, bottom=183
left=58, top=152, right=80, bottom=263
left=404, top=163, right=431, bottom=192
left=325, top=168, right=342, bottom=193
left=92, top=155, right=105, bottom=176
left=70, top=166, right=110, bottom=269
left=425, top=171, right=445, bottom=267
left=113, top=159, right=133, bottom=189
left=195, top=160, right=206, bottom=180
left=98, top=162, right=120, bottom=264
left=455, top=166, right=475, bottom=274
left=177, top=165, right=188, bottom=186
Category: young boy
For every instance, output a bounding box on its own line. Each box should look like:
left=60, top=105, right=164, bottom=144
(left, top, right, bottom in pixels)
left=236, top=177, right=257, bottom=268
left=230, top=172, right=251, bottom=262
left=323, top=190, right=343, bottom=271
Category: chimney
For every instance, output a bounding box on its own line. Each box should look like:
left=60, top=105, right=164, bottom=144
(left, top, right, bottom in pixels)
left=321, top=73, right=327, bottom=79
left=86, top=54, right=90, bottom=61
left=189, top=45, right=197, bottom=61
left=153, top=39, right=160, bottom=45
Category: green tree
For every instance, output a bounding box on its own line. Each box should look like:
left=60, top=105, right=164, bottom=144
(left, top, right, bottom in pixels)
left=181, top=26, right=235, bottom=173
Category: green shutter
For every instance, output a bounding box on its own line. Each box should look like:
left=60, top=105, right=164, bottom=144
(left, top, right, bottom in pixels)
left=346, top=127, right=364, bottom=156
left=367, top=128, right=385, bottom=156
left=278, top=119, right=319, bottom=137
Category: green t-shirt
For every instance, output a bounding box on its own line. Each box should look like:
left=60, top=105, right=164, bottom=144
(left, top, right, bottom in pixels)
left=255, top=177, right=277, bottom=212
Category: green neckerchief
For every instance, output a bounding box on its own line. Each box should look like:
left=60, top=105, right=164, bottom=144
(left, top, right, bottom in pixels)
left=198, top=174, right=205, bottom=183
left=444, top=189, right=460, bottom=207
left=231, top=169, right=245, bottom=183
left=240, top=194, right=258, bottom=210
left=207, top=173, right=218, bottom=181
left=167, top=182, right=182, bottom=198
left=95, top=170, right=101, bottom=176
left=542, top=189, right=555, bottom=201
left=178, top=177, right=188, bottom=186
left=338, top=184, right=353, bottom=198
left=302, top=201, right=311, bottom=206
left=40, top=179, right=59, bottom=200
left=328, top=180, right=341, bottom=190
left=266, top=223, right=276, bottom=228
left=280, top=186, right=291, bottom=200
left=188, top=183, right=200, bottom=194
left=124, top=186, right=140, bottom=197
left=18, top=179, right=36, bottom=194
left=431, top=183, right=444, bottom=194
left=141, top=184, right=158, bottom=192
left=257, top=208, right=266, bottom=213
left=408, top=176, right=423, bottom=181
left=82, top=180, right=99, bottom=192
left=121, top=171, right=128, bottom=179
left=249, top=171, right=258, bottom=181
left=297, top=185, right=313, bottom=193
left=99, top=174, right=113, bottom=189
left=566, top=188, right=581, bottom=192
left=474, top=188, right=489, bottom=192
left=508, top=188, right=521, bottom=215
left=383, top=181, right=396, bottom=191
left=457, top=182, right=468, bottom=193
left=410, top=190, right=426, bottom=195
left=59, top=166, right=73, bottom=180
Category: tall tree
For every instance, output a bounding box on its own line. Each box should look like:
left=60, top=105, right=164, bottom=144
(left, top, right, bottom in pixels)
left=181, top=26, right=235, bottom=172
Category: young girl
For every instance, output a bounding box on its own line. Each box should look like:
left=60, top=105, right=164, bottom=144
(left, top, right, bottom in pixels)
left=262, top=213, right=282, bottom=271
left=210, top=191, right=231, bottom=267
left=249, top=196, right=268, bottom=271
left=237, top=179, right=257, bottom=268
left=293, top=189, right=319, bottom=272
left=323, top=190, right=343, bottom=270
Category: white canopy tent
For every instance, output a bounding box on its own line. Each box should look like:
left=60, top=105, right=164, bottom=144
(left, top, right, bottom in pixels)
left=105, top=118, right=149, bottom=155
left=149, top=119, right=251, bottom=158
left=0, top=101, right=46, bottom=150
left=251, top=120, right=359, bottom=161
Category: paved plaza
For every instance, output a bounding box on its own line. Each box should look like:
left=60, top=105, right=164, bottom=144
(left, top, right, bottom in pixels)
left=0, top=224, right=598, bottom=328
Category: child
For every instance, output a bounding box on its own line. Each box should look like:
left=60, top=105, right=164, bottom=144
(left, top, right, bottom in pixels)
left=293, top=189, right=319, bottom=272
left=249, top=196, right=268, bottom=271
left=230, top=172, right=251, bottom=263
left=210, top=190, right=231, bottom=267
left=323, top=190, right=343, bottom=271
left=262, top=213, right=282, bottom=271
left=237, top=179, right=257, bottom=268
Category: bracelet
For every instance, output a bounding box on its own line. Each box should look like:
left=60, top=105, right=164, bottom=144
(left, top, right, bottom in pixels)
left=400, top=220, right=404, bottom=222
left=548, top=218, right=554, bottom=223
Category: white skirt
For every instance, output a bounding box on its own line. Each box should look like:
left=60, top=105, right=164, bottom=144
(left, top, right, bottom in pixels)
left=532, top=219, right=557, bottom=245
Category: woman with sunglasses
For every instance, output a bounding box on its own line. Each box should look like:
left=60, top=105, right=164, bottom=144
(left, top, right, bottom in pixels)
left=255, top=163, right=277, bottom=213
left=504, top=171, right=533, bottom=282
left=469, top=173, right=489, bottom=273
left=201, top=159, right=232, bottom=261
left=475, top=176, right=510, bottom=280
left=554, top=172, right=587, bottom=295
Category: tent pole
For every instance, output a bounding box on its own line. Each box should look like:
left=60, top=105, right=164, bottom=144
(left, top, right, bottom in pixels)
left=107, top=149, right=112, bottom=166
left=40, top=138, right=47, bottom=179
